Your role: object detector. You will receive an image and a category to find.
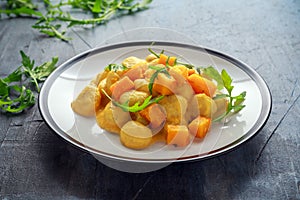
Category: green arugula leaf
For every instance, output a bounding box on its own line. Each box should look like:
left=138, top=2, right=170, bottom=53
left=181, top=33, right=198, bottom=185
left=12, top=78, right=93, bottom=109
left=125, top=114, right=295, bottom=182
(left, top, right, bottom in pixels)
left=199, top=66, right=224, bottom=90
left=212, top=69, right=246, bottom=122
left=0, top=79, right=9, bottom=96
left=0, top=51, right=58, bottom=114
left=102, top=89, right=164, bottom=112
left=105, top=64, right=128, bottom=72
left=92, top=0, right=102, bottom=13
left=221, top=69, right=234, bottom=94
left=32, top=57, right=58, bottom=82
left=233, top=91, right=246, bottom=113
left=0, top=85, right=35, bottom=113
left=213, top=93, right=229, bottom=100
left=3, top=67, right=23, bottom=83
left=6, top=0, right=37, bottom=10
left=20, top=50, right=35, bottom=70
left=0, top=0, right=153, bottom=41
left=32, top=22, right=71, bottom=41
left=176, top=62, right=194, bottom=69
left=148, top=47, right=160, bottom=58
left=137, top=0, right=153, bottom=9
left=233, top=104, right=245, bottom=113
left=0, top=7, right=42, bottom=17
left=148, top=65, right=170, bottom=94
left=21, top=51, right=39, bottom=92
left=113, top=95, right=164, bottom=112
left=20, top=51, right=58, bottom=92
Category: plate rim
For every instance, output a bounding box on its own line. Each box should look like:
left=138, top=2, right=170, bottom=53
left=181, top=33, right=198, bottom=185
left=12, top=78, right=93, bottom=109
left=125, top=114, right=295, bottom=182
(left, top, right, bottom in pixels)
left=38, top=41, right=272, bottom=163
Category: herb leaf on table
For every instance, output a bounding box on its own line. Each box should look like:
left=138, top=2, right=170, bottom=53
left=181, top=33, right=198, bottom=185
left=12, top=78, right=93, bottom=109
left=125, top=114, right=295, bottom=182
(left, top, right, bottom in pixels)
left=21, top=51, right=58, bottom=92
left=0, top=51, right=58, bottom=114
left=0, top=0, right=153, bottom=41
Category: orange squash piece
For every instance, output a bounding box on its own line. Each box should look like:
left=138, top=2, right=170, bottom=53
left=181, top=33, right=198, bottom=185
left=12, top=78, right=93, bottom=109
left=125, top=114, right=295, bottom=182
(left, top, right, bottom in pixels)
left=187, top=74, right=217, bottom=97
left=188, top=68, right=196, bottom=75
left=158, top=54, right=177, bottom=66
left=153, top=73, right=176, bottom=95
left=139, top=103, right=166, bottom=129
left=188, top=116, right=211, bottom=139
left=125, top=66, right=144, bottom=81
left=170, top=65, right=189, bottom=80
left=166, top=125, right=190, bottom=147
left=110, top=76, right=134, bottom=100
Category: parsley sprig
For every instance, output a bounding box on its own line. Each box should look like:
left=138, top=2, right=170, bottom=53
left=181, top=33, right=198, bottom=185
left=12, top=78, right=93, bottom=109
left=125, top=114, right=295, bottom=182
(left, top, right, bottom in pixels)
left=199, top=67, right=247, bottom=122
left=0, top=0, right=153, bottom=41
left=0, top=51, right=58, bottom=113
left=102, top=89, right=164, bottom=112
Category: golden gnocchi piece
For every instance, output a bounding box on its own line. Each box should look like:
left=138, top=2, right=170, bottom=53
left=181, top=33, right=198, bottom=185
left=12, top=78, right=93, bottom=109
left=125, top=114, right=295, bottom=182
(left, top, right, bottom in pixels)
left=122, top=56, right=145, bottom=68
left=96, top=102, right=130, bottom=134
left=120, top=121, right=152, bottom=149
left=71, top=85, right=101, bottom=117
left=159, top=95, right=188, bottom=125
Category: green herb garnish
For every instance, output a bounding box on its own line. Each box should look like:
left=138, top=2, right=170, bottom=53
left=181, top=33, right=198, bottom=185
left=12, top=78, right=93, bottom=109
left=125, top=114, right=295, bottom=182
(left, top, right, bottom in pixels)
left=14, top=0, right=37, bottom=9
left=211, top=69, right=246, bottom=122
left=20, top=51, right=58, bottom=92
left=105, top=64, right=128, bottom=72
left=0, top=85, right=35, bottom=113
left=176, top=61, right=194, bottom=69
left=198, top=66, right=224, bottom=90
left=102, top=89, right=164, bottom=112
left=0, top=0, right=153, bottom=41
left=0, top=51, right=58, bottom=113
left=148, top=47, right=194, bottom=68
left=148, top=65, right=170, bottom=94
left=148, top=47, right=160, bottom=58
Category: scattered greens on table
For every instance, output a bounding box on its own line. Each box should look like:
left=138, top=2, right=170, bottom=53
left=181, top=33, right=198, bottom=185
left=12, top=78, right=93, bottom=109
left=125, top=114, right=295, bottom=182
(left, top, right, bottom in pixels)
left=0, top=0, right=152, bottom=113
left=0, top=0, right=153, bottom=41
left=0, top=51, right=58, bottom=113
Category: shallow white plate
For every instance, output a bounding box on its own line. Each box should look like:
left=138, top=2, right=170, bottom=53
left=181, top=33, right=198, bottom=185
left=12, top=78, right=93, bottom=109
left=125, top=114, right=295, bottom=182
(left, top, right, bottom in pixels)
left=39, top=41, right=271, bottom=165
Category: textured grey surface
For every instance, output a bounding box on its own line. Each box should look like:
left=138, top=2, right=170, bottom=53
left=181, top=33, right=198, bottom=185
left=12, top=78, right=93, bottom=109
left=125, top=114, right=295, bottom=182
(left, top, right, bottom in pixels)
left=0, top=0, right=300, bottom=199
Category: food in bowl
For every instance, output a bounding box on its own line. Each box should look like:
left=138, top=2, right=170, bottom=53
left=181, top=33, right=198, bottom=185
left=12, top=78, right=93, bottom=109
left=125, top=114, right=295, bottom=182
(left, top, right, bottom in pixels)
left=71, top=48, right=246, bottom=150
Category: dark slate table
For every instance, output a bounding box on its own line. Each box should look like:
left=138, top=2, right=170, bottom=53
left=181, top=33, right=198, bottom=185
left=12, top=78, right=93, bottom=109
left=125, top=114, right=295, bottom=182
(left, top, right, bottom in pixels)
left=0, top=1, right=300, bottom=199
